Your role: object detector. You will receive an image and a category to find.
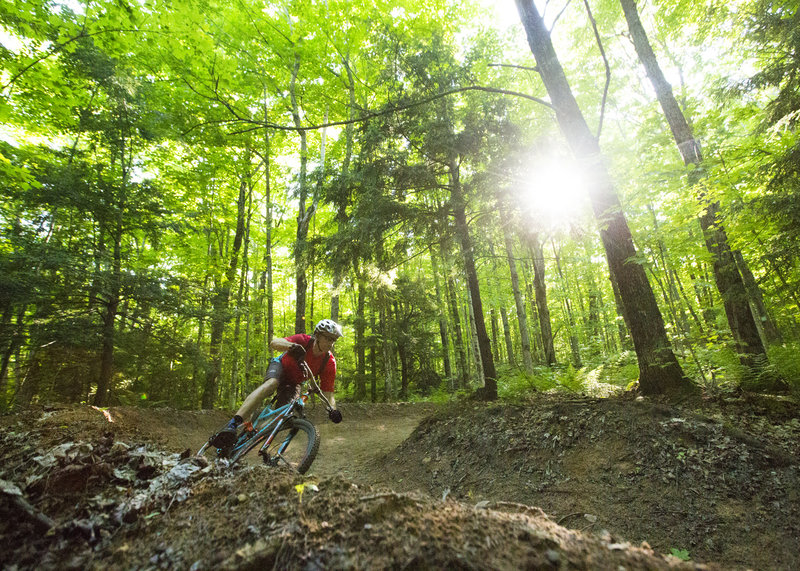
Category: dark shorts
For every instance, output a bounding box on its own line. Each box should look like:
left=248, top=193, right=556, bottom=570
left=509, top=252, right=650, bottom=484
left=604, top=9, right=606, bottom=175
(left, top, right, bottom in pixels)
left=268, top=358, right=301, bottom=408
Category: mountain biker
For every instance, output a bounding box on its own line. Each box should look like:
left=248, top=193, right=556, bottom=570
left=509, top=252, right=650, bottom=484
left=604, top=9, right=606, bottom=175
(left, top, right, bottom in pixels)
left=209, top=319, right=344, bottom=453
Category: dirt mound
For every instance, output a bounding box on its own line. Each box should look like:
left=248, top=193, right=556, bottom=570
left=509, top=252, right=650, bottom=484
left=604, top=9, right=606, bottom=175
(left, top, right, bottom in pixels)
left=1, top=397, right=798, bottom=569
left=372, top=394, right=800, bottom=570
left=0, top=417, right=703, bottom=570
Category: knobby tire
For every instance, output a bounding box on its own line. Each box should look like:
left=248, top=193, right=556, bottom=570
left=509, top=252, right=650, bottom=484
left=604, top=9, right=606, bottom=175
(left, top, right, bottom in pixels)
left=228, top=417, right=319, bottom=474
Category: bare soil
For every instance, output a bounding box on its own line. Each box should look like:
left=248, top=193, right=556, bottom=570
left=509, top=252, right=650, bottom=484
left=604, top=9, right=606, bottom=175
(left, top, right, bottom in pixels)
left=0, top=394, right=798, bottom=569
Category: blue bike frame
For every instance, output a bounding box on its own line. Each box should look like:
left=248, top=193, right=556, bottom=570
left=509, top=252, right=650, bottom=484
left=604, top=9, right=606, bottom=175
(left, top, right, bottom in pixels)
left=231, top=396, right=306, bottom=459
left=205, top=361, right=330, bottom=464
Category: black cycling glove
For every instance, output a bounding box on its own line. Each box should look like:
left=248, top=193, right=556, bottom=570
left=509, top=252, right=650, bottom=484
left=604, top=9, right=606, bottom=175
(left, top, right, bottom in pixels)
left=287, top=343, right=306, bottom=361
left=328, top=409, right=343, bottom=424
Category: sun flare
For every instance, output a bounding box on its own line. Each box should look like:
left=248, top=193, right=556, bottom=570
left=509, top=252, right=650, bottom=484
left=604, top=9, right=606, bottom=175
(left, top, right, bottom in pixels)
left=518, top=155, right=588, bottom=226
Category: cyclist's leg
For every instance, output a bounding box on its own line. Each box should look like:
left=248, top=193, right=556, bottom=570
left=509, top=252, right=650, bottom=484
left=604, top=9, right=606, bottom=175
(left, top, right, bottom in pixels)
left=274, top=380, right=301, bottom=408
left=210, top=359, right=283, bottom=450
left=235, top=358, right=283, bottom=421
left=238, top=377, right=278, bottom=421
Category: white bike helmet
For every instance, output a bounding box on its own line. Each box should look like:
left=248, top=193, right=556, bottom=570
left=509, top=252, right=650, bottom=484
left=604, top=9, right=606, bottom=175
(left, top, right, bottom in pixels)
left=314, top=319, right=344, bottom=339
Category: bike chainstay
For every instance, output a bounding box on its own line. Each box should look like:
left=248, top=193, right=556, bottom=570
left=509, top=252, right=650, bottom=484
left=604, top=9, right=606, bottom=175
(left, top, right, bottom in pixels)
left=238, top=404, right=299, bottom=460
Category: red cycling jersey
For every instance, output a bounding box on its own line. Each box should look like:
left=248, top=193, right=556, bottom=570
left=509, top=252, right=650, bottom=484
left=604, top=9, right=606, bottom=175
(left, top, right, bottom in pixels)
left=279, top=334, right=337, bottom=392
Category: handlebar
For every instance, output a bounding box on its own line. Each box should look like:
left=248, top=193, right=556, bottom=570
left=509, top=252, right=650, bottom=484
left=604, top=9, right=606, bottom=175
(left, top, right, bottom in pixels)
left=299, top=360, right=334, bottom=412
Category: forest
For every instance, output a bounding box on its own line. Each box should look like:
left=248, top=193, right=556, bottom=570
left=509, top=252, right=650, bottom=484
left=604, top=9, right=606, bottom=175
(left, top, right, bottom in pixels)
left=2, top=0, right=799, bottom=410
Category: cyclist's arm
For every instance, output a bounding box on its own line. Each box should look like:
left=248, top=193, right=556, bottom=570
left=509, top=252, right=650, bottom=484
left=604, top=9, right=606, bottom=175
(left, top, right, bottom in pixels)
left=269, top=337, right=296, bottom=352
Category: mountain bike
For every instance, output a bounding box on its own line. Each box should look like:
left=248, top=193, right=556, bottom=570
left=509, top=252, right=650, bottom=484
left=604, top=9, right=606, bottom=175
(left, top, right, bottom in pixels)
left=197, top=361, right=334, bottom=474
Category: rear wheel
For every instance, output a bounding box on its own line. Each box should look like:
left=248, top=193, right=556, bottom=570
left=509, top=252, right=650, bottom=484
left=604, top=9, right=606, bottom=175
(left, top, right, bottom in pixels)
left=260, top=418, right=319, bottom=474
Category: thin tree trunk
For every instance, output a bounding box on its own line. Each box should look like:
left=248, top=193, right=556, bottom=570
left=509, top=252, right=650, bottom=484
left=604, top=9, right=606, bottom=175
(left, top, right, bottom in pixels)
left=733, top=250, right=782, bottom=344
left=291, top=55, right=311, bottom=334
left=265, top=103, right=275, bottom=364
left=516, top=0, right=691, bottom=395
left=430, top=250, right=453, bottom=384
left=380, top=290, right=394, bottom=402
left=331, top=58, right=356, bottom=322
left=442, top=241, right=468, bottom=389
left=230, top=196, right=252, bottom=407
left=529, top=233, right=556, bottom=365
left=355, top=279, right=367, bottom=400
left=552, top=241, right=582, bottom=368
left=503, top=225, right=534, bottom=373
left=370, top=305, right=377, bottom=402
left=466, top=290, right=485, bottom=387
left=201, top=171, right=249, bottom=408
left=94, top=214, right=122, bottom=406
left=490, top=308, right=501, bottom=363
left=523, top=262, right=544, bottom=362
left=0, top=304, right=16, bottom=410
left=500, top=307, right=515, bottom=366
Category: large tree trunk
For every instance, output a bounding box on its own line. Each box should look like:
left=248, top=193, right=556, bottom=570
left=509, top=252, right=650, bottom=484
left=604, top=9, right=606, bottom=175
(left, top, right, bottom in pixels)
left=449, top=161, right=497, bottom=399
left=516, top=0, right=691, bottom=395
left=619, top=0, right=771, bottom=381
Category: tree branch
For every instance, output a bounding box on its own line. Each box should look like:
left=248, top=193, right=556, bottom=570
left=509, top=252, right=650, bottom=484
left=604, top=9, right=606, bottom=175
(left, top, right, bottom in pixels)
left=488, top=63, right=539, bottom=73
left=582, top=0, right=611, bottom=140
left=222, top=86, right=553, bottom=136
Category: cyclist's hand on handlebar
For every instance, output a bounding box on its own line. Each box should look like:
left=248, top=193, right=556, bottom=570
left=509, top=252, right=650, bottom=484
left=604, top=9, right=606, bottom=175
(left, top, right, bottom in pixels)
left=328, top=409, right=343, bottom=424
left=287, top=343, right=306, bottom=361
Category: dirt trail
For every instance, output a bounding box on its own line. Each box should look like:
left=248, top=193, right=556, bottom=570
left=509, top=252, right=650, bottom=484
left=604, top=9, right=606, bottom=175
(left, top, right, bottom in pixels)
left=310, top=403, right=439, bottom=480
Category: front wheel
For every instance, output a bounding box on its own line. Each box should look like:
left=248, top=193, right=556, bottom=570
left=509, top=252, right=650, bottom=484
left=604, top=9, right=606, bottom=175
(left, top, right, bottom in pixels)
left=260, top=418, right=319, bottom=474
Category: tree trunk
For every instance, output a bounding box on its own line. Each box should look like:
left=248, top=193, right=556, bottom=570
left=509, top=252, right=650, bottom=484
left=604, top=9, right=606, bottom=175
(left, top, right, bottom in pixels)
left=619, top=0, right=770, bottom=379
left=94, top=221, right=122, bottom=406
left=291, top=55, right=311, bottom=334
left=430, top=250, right=453, bottom=384
left=355, top=279, right=367, bottom=400
left=529, top=233, right=556, bottom=366
left=449, top=161, right=497, bottom=399
left=500, top=307, right=515, bottom=366
left=201, top=172, right=248, bottom=408
left=503, top=225, right=534, bottom=373
left=230, top=198, right=252, bottom=407
left=258, top=99, right=275, bottom=374
left=369, top=306, right=377, bottom=402
left=0, top=304, right=16, bottom=410
left=733, top=250, right=782, bottom=343
left=490, top=308, right=501, bottom=363
left=442, top=241, right=468, bottom=389
left=516, top=0, right=691, bottom=395
left=466, top=290, right=485, bottom=386
left=380, top=289, right=394, bottom=402
left=552, top=241, right=582, bottom=368
left=331, top=58, right=356, bottom=322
